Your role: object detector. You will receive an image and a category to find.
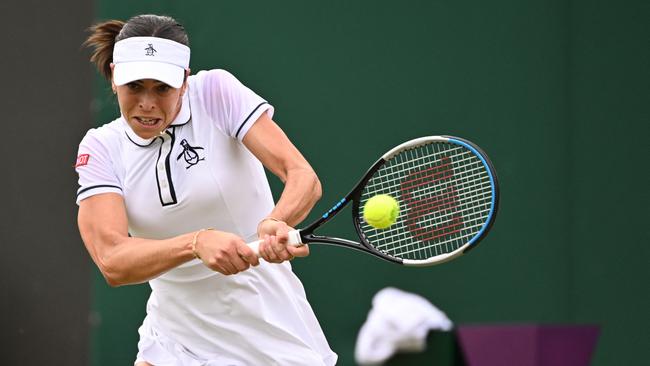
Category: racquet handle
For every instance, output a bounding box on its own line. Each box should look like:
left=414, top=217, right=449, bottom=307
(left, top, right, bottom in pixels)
left=247, top=229, right=303, bottom=257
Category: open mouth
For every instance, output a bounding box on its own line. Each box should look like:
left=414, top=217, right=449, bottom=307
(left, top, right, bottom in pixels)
left=134, top=117, right=162, bottom=127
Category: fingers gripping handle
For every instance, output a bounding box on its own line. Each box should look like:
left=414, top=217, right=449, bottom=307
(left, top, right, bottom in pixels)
left=247, top=229, right=303, bottom=257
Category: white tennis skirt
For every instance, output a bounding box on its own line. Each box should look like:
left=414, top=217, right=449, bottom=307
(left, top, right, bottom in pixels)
left=135, top=316, right=247, bottom=366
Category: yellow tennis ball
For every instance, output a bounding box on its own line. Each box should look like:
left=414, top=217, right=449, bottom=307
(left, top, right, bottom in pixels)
left=363, top=194, right=400, bottom=229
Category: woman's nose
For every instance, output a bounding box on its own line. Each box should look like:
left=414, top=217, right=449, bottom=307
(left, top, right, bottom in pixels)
left=138, top=92, right=156, bottom=110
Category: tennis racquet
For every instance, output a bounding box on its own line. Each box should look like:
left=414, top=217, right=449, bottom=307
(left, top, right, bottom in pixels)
left=248, top=136, right=499, bottom=267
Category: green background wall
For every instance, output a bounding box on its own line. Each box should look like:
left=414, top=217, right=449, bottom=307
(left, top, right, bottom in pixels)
left=88, top=1, right=649, bottom=365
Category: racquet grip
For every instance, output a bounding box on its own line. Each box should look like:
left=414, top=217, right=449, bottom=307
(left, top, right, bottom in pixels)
left=247, top=229, right=303, bottom=257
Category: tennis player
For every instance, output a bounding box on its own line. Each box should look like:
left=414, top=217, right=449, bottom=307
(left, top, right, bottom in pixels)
left=76, top=14, right=337, bottom=366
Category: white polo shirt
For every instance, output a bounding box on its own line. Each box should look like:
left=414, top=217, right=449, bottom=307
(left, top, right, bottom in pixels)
left=75, top=69, right=337, bottom=365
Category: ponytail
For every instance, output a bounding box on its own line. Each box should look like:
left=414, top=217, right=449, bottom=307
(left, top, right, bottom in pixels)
left=83, top=20, right=125, bottom=81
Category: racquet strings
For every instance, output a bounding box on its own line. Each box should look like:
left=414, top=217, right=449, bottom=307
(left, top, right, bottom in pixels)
left=358, top=142, right=494, bottom=261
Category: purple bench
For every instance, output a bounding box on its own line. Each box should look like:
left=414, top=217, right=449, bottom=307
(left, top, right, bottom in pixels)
left=456, top=324, right=600, bottom=366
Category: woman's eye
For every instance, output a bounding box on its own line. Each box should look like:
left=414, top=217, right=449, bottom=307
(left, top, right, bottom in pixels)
left=127, top=83, right=141, bottom=91
left=157, top=85, right=171, bottom=93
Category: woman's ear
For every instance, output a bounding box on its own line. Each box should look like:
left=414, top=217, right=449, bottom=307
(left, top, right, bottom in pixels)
left=180, top=68, right=191, bottom=96
left=110, top=63, right=117, bottom=94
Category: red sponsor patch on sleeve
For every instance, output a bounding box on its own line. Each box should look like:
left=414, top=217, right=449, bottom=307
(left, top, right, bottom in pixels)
left=75, top=154, right=90, bottom=167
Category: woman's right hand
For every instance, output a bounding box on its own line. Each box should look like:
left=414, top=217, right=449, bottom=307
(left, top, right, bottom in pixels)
left=193, top=230, right=260, bottom=275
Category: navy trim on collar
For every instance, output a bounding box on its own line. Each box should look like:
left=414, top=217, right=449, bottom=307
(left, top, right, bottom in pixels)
left=125, top=131, right=157, bottom=147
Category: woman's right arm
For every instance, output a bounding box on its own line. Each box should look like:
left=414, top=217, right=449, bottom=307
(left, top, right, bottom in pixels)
left=78, top=193, right=258, bottom=286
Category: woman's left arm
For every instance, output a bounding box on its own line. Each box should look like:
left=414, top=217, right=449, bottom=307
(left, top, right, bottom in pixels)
left=242, top=112, right=321, bottom=261
left=243, top=112, right=321, bottom=226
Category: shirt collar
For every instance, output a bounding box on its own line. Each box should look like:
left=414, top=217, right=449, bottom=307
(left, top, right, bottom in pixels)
left=123, top=92, right=191, bottom=147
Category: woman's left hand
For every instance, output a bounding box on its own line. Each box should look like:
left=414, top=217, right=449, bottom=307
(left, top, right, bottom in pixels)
left=257, top=219, right=309, bottom=263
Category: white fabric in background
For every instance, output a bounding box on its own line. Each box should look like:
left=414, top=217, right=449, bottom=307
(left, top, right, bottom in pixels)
left=355, top=287, right=453, bottom=365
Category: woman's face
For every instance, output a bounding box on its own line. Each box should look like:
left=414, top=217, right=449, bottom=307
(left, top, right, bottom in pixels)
left=111, top=68, right=188, bottom=139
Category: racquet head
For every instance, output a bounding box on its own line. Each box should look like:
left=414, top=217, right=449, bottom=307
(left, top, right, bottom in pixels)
left=351, top=136, right=499, bottom=266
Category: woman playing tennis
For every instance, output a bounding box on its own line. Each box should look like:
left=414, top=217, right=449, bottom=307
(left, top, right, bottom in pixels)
left=77, top=14, right=337, bottom=366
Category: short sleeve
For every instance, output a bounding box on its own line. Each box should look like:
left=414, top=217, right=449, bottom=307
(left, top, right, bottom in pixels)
left=75, top=130, right=122, bottom=204
left=195, top=69, right=274, bottom=141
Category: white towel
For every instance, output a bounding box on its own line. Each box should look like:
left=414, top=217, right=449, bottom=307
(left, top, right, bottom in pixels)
left=354, top=287, right=453, bottom=365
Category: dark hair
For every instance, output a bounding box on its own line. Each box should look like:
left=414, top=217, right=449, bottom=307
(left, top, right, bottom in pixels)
left=84, top=14, right=189, bottom=81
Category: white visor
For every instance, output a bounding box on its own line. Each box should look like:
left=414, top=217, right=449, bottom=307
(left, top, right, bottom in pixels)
left=113, top=37, right=190, bottom=88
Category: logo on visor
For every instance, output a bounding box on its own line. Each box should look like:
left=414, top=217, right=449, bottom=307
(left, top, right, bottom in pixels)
left=177, top=139, right=205, bottom=169
left=144, top=44, right=157, bottom=56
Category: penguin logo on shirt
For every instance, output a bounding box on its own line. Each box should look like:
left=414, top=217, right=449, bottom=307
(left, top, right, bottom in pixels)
left=177, top=139, right=205, bottom=169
